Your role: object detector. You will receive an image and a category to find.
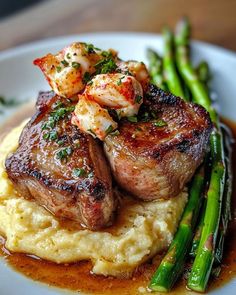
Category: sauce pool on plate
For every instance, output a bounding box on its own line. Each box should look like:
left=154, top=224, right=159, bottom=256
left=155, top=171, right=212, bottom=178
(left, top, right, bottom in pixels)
left=0, top=104, right=236, bottom=295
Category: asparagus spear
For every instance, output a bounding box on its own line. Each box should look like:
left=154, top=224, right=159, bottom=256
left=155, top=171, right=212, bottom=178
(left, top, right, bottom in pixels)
left=190, top=66, right=231, bottom=263
left=148, top=26, right=206, bottom=290
left=149, top=167, right=205, bottom=292
left=175, top=17, right=226, bottom=292
left=189, top=62, right=211, bottom=258
left=147, top=48, right=167, bottom=90
left=214, top=124, right=233, bottom=265
left=162, top=26, right=185, bottom=99
left=196, top=61, right=211, bottom=85
left=189, top=199, right=206, bottom=257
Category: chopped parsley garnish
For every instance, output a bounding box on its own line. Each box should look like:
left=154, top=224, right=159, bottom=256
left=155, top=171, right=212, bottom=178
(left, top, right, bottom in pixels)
left=105, top=125, right=114, bottom=135
left=86, top=45, right=95, bottom=53
left=72, top=61, right=81, bottom=69
left=88, top=171, right=94, bottom=178
left=135, top=95, right=142, bottom=104
left=153, top=119, right=167, bottom=127
left=56, top=66, right=62, bottom=73
left=127, top=116, right=138, bottom=123
left=43, top=130, right=58, bottom=141
left=66, top=53, right=71, bottom=59
left=50, top=106, right=75, bottom=123
left=83, top=72, right=91, bottom=84
left=117, top=76, right=125, bottom=86
left=73, top=168, right=86, bottom=177
left=85, top=43, right=100, bottom=54
left=123, top=70, right=133, bottom=76
left=57, top=139, right=65, bottom=146
left=52, top=101, right=64, bottom=109
left=95, top=57, right=117, bottom=74
left=42, top=104, right=75, bottom=142
left=61, top=59, right=69, bottom=67
left=101, top=50, right=112, bottom=58
left=56, top=147, right=73, bottom=161
left=48, top=130, right=58, bottom=141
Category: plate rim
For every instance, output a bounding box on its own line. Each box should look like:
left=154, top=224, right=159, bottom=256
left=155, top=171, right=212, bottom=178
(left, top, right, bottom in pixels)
left=0, top=31, right=236, bottom=61
left=0, top=31, right=235, bottom=295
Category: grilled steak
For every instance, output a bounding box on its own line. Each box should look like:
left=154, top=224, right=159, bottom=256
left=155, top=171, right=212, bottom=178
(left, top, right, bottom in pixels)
left=5, top=91, right=115, bottom=230
left=104, top=84, right=212, bottom=200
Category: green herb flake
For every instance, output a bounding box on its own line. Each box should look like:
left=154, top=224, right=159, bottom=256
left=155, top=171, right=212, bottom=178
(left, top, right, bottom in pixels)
left=153, top=119, right=167, bottom=127
left=41, top=122, right=48, bottom=130
left=43, top=131, right=58, bottom=141
left=124, top=70, right=133, bottom=76
left=83, top=72, right=91, bottom=84
left=95, top=58, right=117, bottom=74
left=88, top=171, right=94, bottom=178
left=105, top=125, right=114, bottom=135
left=127, top=116, right=138, bottom=123
left=57, top=139, right=64, bottom=146
left=42, top=105, right=75, bottom=131
left=56, top=66, right=62, bottom=73
left=135, top=95, right=142, bottom=104
left=73, top=168, right=87, bottom=177
left=101, top=51, right=112, bottom=58
left=52, top=101, right=64, bottom=109
left=49, top=130, right=58, bottom=141
left=43, top=133, right=50, bottom=140
left=61, top=59, right=69, bottom=67
left=66, top=53, right=71, bottom=59
left=82, top=43, right=101, bottom=54
left=72, top=61, right=81, bottom=69
left=85, top=43, right=97, bottom=54
left=117, top=76, right=125, bottom=86
left=56, top=147, right=73, bottom=161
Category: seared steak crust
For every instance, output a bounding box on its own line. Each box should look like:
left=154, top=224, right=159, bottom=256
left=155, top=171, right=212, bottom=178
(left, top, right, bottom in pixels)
left=104, top=85, right=212, bottom=200
left=5, top=91, right=115, bottom=230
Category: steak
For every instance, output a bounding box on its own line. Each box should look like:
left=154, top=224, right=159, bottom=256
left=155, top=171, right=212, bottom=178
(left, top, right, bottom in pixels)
left=104, top=84, right=212, bottom=200
left=5, top=91, right=116, bottom=230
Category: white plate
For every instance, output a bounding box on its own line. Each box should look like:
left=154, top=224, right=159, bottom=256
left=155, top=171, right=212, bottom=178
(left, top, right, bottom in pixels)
left=0, top=33, right=236, bottom=295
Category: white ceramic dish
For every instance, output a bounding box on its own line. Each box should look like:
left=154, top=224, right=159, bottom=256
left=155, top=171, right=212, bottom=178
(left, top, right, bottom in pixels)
left=0, top=33, right=236, bottom=295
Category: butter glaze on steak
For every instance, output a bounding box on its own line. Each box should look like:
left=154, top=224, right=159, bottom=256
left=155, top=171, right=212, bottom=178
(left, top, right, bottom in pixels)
left=5, top=91, right=115, bottom=230
left=104, top=84, right=212, bottom=200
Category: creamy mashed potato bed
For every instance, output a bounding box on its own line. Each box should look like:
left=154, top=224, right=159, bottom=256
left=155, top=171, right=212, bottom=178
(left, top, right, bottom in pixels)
left=0, top=123, right=188, bottom=277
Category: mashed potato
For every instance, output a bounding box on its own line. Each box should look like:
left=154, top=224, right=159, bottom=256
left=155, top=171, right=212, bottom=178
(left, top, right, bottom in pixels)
left=0, top=122, right=187, bottom=277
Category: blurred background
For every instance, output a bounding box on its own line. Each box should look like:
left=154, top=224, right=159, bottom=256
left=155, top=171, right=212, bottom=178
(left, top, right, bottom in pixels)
left=0, top=0, right=235, bottom=51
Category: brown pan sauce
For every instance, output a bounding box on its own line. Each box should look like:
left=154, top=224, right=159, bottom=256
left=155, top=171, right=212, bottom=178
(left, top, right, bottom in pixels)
left=0, top=103, right=236, bottom=295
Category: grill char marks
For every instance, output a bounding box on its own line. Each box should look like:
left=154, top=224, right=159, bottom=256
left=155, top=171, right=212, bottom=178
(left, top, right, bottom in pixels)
left=104, top=84, right=212, bottom=201
left=5, top=91, right=116, bottom=230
